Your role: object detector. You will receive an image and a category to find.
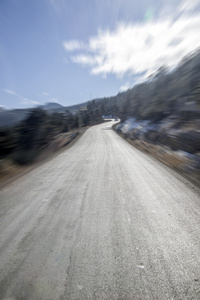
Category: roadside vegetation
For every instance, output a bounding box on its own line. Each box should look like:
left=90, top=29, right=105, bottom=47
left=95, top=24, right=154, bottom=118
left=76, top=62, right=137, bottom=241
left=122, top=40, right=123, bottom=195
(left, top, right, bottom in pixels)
left=0, top=102, right=104, bottom=183
left=112, top=50, right=200, bottom=186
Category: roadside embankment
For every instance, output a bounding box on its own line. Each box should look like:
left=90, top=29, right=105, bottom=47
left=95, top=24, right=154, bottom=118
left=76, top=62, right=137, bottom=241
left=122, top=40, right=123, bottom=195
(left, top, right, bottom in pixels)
left=0, top=128, right=86, bottom=188
left=114, top=118, right=200, bottom=187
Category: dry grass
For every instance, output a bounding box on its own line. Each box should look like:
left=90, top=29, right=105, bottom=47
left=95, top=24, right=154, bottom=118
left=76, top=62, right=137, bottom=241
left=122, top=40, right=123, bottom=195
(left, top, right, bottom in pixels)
left=119, top=134, right=200, bottom=187
left=0, top=128, right=86, bottom=188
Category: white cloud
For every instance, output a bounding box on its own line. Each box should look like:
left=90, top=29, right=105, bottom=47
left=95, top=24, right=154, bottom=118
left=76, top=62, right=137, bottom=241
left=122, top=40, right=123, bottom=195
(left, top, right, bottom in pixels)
left=3, top=89, right=17, bottom=96
left=119, top=83, right=131, bottom=92
left=71, top=55, right=96, bottom=65
left=120, top=74, right=146, bottom=92
left=178, top=0, right=200, bottom=14
left=63, top=40, right=84, bottom=51
left=64, top=0, right=200, bottom=80
left=39, top=92, right=60, bottom=104
left=49, top=97, right=58, bottom=102
left=42, top=91, right=49, bottom=96
left=20, top=98, right=40, bottom=106
left=3, top=88, right=41, bottom=107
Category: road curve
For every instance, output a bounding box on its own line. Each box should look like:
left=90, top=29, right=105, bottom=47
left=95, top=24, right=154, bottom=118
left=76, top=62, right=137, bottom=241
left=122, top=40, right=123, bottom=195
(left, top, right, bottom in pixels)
left=0, top=121, right=200, bottom=300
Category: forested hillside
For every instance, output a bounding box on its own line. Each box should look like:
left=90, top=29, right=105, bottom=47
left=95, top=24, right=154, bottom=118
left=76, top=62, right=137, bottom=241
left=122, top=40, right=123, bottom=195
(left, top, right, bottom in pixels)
left=112, top=50, right=200, bottom=185
left=0, top=103, right=102, bottom=165
left=98, top=50, right=200, bottom=121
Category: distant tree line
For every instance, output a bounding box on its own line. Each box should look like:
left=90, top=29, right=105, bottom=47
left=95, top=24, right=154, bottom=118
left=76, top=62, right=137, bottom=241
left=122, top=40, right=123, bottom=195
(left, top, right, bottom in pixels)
left=0, top=103, right=103, bottom=164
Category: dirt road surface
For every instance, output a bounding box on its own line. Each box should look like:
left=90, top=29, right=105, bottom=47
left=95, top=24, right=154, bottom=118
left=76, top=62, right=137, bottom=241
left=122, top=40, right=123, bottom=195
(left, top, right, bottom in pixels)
left=0, top=121, right=200, bottom=299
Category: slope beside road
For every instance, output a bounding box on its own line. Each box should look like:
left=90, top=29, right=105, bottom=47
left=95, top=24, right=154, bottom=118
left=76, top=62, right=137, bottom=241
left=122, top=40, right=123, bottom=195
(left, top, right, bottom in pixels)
left=0, top=121, right=200, bottom=300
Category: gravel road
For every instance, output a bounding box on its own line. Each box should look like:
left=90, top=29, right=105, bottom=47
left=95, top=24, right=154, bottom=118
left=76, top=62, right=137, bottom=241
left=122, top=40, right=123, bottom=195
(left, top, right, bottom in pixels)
left=0, top=121, right=200, bottom=300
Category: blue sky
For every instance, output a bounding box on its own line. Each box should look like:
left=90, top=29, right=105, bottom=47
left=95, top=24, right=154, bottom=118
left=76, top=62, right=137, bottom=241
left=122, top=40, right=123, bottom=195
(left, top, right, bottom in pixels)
left=0, top=0, right=200, bottom=109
